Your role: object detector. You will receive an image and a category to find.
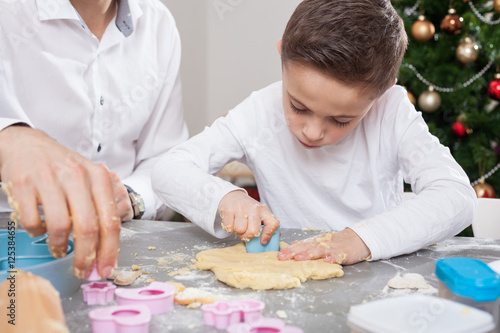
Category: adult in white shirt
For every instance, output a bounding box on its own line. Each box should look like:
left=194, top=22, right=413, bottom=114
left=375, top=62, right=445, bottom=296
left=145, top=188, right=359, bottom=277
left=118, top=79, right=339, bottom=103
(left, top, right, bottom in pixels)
left=152, top=0, right=476, bottom=265
left=0, top=0, right=188, bottom=279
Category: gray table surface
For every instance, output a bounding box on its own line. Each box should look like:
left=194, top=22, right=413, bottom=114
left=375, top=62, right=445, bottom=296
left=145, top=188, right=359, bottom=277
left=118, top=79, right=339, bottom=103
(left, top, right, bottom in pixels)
left=2, top=215, right=500, bottom=332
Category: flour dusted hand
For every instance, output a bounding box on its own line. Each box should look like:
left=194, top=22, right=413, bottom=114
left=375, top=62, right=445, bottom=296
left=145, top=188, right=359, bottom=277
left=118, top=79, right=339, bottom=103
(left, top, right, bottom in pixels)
left=0, top=126, right=120, bottom=279
left=277, top=228, right=371, bottom=265
left=218, top=190, right=280, bottom=245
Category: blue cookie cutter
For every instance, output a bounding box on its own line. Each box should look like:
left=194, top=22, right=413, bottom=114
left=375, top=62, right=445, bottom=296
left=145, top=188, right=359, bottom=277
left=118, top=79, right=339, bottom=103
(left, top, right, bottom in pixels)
left=0, top=230, right=80, bottom=297
left=245, top=226, right=280, bottom=253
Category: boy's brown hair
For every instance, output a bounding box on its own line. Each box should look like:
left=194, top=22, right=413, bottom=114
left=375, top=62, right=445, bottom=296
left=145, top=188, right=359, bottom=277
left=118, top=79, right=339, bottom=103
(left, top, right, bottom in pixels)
left=281, top=0, right=408, bottom=98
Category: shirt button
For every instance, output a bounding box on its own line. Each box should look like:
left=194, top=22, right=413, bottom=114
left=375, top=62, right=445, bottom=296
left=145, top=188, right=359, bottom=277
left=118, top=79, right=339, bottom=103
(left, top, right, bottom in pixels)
left=100, top=96, right=104, bottom=106
left=97, top=144, right=102, bottom=153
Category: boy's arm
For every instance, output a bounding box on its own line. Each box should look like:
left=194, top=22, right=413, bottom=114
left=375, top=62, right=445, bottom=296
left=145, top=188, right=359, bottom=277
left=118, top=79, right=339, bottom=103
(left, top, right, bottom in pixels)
left=349, top=96, right=476, bottom=261
left=152, top=111, right=255, bottom=238
left=280, top=89, right=476, bottom=264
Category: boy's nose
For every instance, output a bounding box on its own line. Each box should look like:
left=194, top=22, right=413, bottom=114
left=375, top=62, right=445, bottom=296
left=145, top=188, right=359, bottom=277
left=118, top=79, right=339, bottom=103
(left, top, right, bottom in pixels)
left=303, top=119, right=325, bottom=142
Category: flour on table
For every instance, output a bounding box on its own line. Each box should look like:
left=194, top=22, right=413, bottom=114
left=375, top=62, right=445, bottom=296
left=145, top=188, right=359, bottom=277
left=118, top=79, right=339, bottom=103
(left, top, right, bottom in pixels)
left=195, top=242, right=344, bottom=290
left=387, top=273, right=430, bottom=290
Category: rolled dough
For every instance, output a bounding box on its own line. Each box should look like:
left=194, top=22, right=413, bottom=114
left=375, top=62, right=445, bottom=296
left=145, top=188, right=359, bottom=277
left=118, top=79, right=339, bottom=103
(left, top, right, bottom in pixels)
left=195, top=242, right=344, bottom=290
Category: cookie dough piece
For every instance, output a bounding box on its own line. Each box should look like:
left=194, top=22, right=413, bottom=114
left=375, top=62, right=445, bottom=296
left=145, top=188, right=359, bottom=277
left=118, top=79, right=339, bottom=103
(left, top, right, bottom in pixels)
left=110, top=270, right=143, bottom=286
left=174, top=287, right=219, bottom=305
left=164, top=281, right=186, bottom=295
left=387, top=273, right=430, bottom=290
left=195, top=242, right=344, bottom=290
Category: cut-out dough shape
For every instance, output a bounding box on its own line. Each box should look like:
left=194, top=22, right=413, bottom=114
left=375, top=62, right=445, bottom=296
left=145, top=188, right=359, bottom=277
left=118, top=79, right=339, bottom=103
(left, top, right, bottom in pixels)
left=387, top=273, right=430, bottom=290
left=195, top=242, right=344, bottom=290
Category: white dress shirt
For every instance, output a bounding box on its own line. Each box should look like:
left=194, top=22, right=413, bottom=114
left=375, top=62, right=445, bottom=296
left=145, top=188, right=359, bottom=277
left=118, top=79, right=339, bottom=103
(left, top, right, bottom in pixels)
left=153, top=82, right=477, bottom=260
left=0, top=0, right=189, bottom=219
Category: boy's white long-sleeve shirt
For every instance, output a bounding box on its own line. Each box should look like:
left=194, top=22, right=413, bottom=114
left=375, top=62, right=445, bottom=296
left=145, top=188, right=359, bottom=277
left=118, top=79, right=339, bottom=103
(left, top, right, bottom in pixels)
left=153, top=82, right=476, bottom=261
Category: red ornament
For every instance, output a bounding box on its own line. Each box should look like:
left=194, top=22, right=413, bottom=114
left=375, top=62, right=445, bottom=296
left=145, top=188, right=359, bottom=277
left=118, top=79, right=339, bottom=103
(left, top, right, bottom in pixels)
left=473, top=182, right=496, bottom=198
left=451, top=121, right=467, bottom=137
left=487, top=73, right=500, bottom=101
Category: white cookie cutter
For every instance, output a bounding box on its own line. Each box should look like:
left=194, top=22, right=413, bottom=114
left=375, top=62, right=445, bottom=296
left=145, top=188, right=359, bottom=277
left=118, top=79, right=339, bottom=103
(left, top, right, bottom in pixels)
left=88, top=304, right=151, bottom=333
left=202, top=299, right=265, bottom=330
left=115, top=281, right=176, bottom=315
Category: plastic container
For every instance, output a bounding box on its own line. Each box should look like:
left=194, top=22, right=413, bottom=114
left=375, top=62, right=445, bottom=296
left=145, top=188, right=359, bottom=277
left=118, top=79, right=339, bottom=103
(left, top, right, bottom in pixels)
left=347, top=295, right=495, bottom=333
left=436, top=257, right=500, bottom=331
left=0, top=230, right=80, bottom=297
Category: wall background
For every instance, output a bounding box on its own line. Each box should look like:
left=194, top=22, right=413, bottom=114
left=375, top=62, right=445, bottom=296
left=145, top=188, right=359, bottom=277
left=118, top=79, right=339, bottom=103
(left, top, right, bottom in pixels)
left=161, top=0, right=302, bottom=136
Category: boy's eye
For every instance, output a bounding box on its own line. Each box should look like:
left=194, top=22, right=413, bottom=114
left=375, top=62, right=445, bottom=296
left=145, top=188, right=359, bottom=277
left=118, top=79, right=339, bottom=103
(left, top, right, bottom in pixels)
left=330, top=118, right=351, bottom=127
left=290, top=101, right=307, bottom=114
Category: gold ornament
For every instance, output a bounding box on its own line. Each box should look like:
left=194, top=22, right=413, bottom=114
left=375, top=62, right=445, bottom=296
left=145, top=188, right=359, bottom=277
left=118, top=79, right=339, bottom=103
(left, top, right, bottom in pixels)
left=440, top=8, right=463, bottom=35
left=402, top=86, right=416, bottom=105
left=411, top=15, right=435, bottom=42
left=407, top=91, right=416, bottom=105
left=495, top=0, right=500, bottom=14
left=418, top=86, right=441, bottom=112
left=456, top=37, right=479, bottom=65
left=473, top=181, right=496, bottom=198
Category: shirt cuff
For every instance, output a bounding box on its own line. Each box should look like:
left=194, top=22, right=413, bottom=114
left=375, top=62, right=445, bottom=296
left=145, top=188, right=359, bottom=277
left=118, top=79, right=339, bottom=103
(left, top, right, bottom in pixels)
left=0, top=119, right=33, bottom=131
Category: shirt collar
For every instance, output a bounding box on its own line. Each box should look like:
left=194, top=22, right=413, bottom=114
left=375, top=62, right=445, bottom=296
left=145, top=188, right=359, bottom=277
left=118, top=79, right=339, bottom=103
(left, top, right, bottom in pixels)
left=35, top=0, right=142, bottom=37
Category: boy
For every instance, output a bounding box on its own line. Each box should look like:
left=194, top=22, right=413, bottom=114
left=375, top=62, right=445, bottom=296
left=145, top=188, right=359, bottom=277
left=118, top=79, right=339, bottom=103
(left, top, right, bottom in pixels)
left=152, top=0, right=476, bottom=265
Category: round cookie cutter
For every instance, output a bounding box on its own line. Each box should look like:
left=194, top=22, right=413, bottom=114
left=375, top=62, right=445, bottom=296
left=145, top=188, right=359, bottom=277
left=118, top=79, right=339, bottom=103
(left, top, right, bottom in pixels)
left=115, top=281, right=176, bottom=315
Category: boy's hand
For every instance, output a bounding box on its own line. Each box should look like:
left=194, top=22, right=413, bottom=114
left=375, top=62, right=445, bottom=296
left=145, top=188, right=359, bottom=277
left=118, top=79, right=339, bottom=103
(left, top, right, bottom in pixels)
left=218, top=190, right=279, bottom=245
left=277, top=228, right=371, bottom=265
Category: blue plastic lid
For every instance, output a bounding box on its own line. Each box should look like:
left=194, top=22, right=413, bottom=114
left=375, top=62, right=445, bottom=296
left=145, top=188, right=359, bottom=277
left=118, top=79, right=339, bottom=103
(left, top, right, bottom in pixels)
left=436, top=257, right=500, bottom=302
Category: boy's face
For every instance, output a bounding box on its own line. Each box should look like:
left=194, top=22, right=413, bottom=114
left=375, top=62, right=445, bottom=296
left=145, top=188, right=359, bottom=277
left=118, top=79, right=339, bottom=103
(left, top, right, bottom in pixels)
left=281, top=62, right=376, bottom=149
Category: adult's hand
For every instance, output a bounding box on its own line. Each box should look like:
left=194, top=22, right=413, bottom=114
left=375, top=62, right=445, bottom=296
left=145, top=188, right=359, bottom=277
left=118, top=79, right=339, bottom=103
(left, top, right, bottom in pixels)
left=109, top=172, right=134, bottom=222
left=218, top=190, right=280, bottom=244
left=277, top=228, right=371, bottom=265
left=0, top=126, right=121, bottom=279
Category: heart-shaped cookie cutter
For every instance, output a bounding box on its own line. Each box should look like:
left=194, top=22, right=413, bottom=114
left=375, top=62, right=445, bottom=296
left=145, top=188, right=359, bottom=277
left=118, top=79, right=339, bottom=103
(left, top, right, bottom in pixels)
left=81, top=282, right=116, bottom=305
left=227, top=317, right=304, bottom=333
left=245, top=226, right=280, bottom=253
left=88, top=304, right=151, bottom=333
left=202, top=299, right=265, bottom=330
left=115, top=282, right=175, bottom=315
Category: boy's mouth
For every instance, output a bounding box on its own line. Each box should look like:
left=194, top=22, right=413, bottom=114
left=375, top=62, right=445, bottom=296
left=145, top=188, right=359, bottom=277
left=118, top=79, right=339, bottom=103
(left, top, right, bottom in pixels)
left=298, top=139, right=321, bottom=149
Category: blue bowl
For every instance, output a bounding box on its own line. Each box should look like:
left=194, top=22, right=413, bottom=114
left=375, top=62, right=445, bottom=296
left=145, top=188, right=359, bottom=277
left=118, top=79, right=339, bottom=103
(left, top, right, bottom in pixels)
left=0, top=230, right=81, bottom=297
left=245, top=226, right=280, bottom=253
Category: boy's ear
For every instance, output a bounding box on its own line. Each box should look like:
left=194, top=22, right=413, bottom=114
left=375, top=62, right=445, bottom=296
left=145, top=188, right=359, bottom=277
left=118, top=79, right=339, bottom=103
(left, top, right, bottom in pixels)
left=277, top=39, right=282, bottom=56
left=392, top=79, right=397, bottom=87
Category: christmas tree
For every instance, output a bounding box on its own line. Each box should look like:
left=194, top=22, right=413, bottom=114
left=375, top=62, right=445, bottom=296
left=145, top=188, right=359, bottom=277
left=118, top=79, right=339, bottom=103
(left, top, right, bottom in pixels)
left=393, top=0, right=500, bottom=235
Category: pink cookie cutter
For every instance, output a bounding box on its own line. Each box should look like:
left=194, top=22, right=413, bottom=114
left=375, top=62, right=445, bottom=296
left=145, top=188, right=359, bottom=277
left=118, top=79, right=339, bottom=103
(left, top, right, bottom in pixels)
left=81, top=282, right=116, bottom=305
left=115, top=281, right=175, bottom=315
left=227, top=317, right=304, bottom=333
left=86, top=264, right=102, bottom=281
left=202, top=299, right=265, bottom=330
left=88, top=304, right=151, bottom=333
